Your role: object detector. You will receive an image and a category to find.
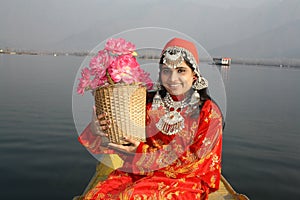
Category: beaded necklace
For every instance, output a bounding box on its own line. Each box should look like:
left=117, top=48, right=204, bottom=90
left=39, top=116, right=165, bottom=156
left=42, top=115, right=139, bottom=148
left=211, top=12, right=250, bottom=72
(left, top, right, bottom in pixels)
left=156, top=93, right=191, bottom=135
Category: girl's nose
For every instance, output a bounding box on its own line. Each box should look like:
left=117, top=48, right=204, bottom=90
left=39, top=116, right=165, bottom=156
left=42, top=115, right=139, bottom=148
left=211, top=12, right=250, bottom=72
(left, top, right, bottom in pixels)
left=169, top=71, right=178, bottom=82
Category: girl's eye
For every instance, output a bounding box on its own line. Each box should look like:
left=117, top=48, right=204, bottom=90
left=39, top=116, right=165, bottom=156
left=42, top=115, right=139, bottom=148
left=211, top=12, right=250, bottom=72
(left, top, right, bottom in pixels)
left=177, top=69, right=185, bottom=73
left=162, top=69, right=170, bottom=74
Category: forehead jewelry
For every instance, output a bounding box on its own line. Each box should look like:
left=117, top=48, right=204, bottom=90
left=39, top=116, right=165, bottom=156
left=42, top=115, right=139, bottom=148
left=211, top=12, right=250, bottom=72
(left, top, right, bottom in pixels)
left=163, top=48, right=184, bottom=68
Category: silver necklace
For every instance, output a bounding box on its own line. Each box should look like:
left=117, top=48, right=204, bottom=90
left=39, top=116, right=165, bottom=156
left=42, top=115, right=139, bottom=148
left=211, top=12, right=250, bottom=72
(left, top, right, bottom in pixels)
left=156, top=93, right=190, bottom=135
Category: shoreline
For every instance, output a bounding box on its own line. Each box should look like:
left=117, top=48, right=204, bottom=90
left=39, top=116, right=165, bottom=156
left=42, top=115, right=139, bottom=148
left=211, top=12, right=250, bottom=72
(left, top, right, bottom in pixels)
left=1, top=50, right=300, bottom=68
left=230, top=57, right=300, bottom=68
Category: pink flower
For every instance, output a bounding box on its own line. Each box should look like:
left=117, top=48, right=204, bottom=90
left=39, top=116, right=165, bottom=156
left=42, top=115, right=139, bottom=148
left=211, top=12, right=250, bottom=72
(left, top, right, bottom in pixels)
left=135, top=68, right=153, bottom=90
left=105, top=38, right=136, bottom=55
left=89, top=50, right=111, bottom=77
left=81, top=67, right=91, bottom=79
left=90, top=75, right=108, bottom=90
left=108, top=54, right=139, bottom=84
left=77, top=38, right=153, bottom=95
left=77, top=67, right=91, bottom=95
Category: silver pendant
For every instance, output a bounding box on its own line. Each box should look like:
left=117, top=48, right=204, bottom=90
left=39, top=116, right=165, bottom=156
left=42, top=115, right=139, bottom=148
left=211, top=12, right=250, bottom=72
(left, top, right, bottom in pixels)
left=156, top=111, right=185, bottom=135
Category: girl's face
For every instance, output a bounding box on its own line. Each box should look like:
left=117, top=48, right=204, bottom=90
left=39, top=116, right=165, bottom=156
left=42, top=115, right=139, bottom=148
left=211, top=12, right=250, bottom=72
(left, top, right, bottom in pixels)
left=160, top=61, right=195, bottom=96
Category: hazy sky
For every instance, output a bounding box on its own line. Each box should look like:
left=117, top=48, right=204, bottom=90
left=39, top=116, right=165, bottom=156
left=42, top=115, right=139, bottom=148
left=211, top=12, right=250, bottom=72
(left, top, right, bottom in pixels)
left=0, top=0, right=286, bottom=50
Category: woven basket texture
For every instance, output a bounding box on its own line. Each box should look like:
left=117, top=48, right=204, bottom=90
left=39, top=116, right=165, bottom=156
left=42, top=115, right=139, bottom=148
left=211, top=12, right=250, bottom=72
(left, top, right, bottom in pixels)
left=94, top=84, right=146, bottom=144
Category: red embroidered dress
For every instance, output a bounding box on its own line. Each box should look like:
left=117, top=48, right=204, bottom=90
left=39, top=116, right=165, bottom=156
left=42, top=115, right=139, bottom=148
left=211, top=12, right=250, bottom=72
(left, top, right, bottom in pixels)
left=79, top=99, right=223, bottom=200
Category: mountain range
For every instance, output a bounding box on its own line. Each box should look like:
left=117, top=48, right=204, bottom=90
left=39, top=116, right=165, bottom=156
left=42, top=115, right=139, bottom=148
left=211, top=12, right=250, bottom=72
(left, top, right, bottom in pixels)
left=55, top=0, right=299, bottom=59
left=1, top=0, right=299, bottom=59
left=210, top=19, right=300, bottom=59
left=210, top=0, right=300, bottom=59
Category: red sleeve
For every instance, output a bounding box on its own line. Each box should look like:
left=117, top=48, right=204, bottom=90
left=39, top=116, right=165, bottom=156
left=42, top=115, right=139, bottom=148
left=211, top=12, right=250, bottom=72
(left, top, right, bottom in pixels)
left=78, top=123, right=115, bottom=154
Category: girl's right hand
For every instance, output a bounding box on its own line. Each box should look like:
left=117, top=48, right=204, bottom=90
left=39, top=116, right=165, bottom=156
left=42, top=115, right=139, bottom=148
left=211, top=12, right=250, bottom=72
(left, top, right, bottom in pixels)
left=90, top=106, right=110, bottom=137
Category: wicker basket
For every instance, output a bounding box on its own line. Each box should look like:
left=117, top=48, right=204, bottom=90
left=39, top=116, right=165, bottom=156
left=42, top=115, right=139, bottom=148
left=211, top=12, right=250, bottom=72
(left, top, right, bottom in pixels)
left=94, top=84, right=146, bottom=145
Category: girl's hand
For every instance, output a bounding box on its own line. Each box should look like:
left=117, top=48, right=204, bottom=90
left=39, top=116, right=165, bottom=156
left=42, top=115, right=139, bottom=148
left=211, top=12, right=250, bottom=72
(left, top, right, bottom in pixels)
left=108, top=137, right=140, bottom=154
left=90, top=106, right=110, bottom=137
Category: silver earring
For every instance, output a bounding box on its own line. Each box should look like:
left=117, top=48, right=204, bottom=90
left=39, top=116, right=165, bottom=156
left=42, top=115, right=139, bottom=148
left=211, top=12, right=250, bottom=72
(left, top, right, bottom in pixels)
left=187, top=89, right=200, bottom=113
left=152, top=83, right=162, bottom=110
left=193, top=76, right=208, bottom=90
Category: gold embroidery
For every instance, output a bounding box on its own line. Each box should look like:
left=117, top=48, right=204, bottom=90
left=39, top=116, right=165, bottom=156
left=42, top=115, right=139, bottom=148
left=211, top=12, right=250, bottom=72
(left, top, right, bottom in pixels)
left=160, top=156, right=206, bottom=178
left=204, top=117, right=209, bottom=123
left=120, top=186, right=135, bottom=200
left=156, top=146, right=178, bottom=169
left=171, top=141, right=184, bottom=155
left=158, top=182, right=165, bottom=190
left=209, top=154, right=219, bottom=171
left=211, top=108, right=220, bottom=119
left=162, top=168, right=178, bottom=178
left=136, top=144, right=156, bottom=175
left=157, top=182, right=181, bottom=200
left=152, top=139, right=164, bottom=149
left=195, top=133, right=203, bottom=141
left=179, top=178, right=186, bottom=182
left=192, top=183, right=199, bottom=190
left=210, top=175, right=217, bottom=188
left=183, top=150, right=197, bottom=163
left=202, top=137, right=211, bottom=146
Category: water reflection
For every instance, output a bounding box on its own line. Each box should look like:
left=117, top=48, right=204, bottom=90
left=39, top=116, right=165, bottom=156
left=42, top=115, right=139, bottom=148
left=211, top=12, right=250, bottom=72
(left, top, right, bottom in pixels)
left=1, top=55, right=300, bottom=200
left=219, top=65, right=230, bottom=82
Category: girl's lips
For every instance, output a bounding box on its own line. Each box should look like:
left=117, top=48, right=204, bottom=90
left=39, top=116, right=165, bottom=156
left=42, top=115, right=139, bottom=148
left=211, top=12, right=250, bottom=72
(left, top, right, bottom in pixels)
left=167, top=84, right=181, bottom=88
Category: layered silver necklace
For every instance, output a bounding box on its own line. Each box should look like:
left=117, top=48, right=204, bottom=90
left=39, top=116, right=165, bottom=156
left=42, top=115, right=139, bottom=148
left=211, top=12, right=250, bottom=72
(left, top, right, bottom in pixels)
left=155, top=93, right=191, bottom=135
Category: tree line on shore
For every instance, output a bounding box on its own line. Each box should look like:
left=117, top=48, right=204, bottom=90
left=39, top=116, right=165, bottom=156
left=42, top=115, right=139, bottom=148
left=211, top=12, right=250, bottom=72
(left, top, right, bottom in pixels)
left=1, top=48, right=299, bottom=68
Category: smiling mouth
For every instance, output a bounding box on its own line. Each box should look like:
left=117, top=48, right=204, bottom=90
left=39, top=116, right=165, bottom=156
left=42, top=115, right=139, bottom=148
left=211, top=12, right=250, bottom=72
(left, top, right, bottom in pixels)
left=168, top=84, right=181, bottom=88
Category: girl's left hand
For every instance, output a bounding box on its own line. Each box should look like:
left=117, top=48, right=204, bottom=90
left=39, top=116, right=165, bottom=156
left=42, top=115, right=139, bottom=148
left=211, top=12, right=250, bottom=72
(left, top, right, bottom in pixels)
left=108, top=137, right=140, bottom=154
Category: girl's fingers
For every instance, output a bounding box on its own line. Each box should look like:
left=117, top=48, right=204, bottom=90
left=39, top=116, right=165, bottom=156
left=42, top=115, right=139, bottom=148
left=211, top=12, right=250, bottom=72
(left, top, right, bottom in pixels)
left=97, top=112, right=107, bottom=120
left=122, top=137, right=139, bottom=147
left=100, top=124, right=110, bottom=131
left=99, top=119, right=110, bottom=126
left=108, top=137, right=140, bottom=154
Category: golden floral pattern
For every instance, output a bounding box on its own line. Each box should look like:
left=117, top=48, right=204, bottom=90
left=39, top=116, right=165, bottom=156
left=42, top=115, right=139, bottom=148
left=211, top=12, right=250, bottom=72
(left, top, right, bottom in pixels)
left=80, top=100, right=223, bottom=200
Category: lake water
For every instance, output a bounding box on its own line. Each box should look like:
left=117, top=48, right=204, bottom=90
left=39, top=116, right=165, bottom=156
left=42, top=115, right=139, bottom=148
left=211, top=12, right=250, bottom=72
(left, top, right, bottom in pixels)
left=0, top=55, right=299, bottom=200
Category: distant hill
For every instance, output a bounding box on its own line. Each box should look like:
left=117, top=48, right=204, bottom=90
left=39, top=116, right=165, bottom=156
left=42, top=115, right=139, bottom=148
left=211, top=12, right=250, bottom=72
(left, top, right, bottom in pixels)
left=55, top=0, right=300, bottom=59
left=230, top=0, right=300, bottom=42
left=210, top=19, right=300, bottom=59
left=2, top=0, right=298, bottom=60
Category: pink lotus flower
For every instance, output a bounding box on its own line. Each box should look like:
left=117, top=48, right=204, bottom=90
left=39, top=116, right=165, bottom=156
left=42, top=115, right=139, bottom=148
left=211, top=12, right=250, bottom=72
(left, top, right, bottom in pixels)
left=77, top=67, right=91, bottom=95
left=77, top=38, right=153, bottom=95
left=108, top=54, right=139, bottom=84
left=90, top=75, right=108, bottom=90
left=105, top=38, right=136, bottom=55
left=136, top=68, right=154, bottom=89
left=89, top=50, right=111, bottom=76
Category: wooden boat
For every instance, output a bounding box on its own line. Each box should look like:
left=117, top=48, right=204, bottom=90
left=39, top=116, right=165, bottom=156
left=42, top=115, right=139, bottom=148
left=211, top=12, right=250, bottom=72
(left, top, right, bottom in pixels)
left=213, top=57, right=232, bottom=66
left=73, top=154, right=249, bottom=200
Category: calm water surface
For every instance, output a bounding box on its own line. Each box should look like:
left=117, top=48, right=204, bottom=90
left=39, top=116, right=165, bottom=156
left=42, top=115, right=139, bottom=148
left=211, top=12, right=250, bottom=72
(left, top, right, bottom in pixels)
left=0, top=55, right=299, bottom=199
